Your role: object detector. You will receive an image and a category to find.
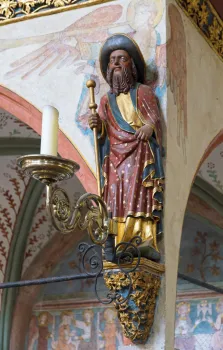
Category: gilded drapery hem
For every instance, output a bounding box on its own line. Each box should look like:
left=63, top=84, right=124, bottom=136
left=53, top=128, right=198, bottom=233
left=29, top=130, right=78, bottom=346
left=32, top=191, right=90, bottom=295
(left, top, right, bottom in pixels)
left=113, top=217, right=158, bottom=249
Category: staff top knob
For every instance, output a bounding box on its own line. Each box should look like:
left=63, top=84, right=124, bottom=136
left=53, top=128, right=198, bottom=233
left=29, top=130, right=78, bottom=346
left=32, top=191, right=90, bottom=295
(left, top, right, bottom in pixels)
left=86, top=80, right=96, bottom=88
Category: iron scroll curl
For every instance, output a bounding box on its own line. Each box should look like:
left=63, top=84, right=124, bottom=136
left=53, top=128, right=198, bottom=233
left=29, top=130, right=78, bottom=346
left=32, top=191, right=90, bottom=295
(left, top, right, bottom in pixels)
left=78, top=236, right=142, bottom=305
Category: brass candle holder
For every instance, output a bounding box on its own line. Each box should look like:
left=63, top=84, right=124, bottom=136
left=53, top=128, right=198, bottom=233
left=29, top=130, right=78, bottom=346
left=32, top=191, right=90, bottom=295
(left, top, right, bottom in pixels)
left=17, top=154, right=109, bottom=244
left=17, top=154, right=79, bottom=184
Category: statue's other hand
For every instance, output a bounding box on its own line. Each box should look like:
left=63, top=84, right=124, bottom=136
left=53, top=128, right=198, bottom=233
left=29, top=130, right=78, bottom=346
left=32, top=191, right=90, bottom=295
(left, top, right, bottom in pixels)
left=88, top=113, right=102, bottom=132
left=135, top=125, right=153, bottom=141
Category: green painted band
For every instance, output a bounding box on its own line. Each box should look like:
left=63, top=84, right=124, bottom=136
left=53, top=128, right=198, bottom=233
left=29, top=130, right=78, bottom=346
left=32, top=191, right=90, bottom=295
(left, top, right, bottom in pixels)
left=0, top=179, right=44, bottom=350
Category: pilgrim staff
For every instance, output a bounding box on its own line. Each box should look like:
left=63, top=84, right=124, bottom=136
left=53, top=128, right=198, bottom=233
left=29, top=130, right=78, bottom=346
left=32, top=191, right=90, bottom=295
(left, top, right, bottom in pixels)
left=86, top=80, right=102, bottom=197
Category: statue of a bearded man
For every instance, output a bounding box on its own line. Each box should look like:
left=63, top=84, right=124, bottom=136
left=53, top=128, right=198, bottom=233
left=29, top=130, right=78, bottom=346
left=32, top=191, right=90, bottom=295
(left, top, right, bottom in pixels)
left=88, top=34, right=164, bottom=261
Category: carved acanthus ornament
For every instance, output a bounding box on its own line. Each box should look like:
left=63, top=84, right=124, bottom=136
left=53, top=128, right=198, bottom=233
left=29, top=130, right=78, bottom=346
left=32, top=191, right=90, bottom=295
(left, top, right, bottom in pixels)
left=103, top=259, right=164, bottom=344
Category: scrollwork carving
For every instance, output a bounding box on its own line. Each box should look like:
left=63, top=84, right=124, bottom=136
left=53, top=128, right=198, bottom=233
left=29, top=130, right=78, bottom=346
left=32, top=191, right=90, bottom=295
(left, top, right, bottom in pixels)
left=51, top=188, right=71, bottom=223
left=104, top=270, right=161, bottom=344
left=0, top=0, right=102, bottom=23
left=176, top=0, right=223, bottom=61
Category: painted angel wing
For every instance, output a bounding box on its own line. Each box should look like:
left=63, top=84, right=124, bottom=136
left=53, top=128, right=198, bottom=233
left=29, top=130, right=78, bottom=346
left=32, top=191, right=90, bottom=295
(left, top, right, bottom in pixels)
left=155, top=42, right=167, bottom=88
left=4, top=4, right=123, bottom=80
left=168, top=4, right=187, bottom=159
left=65, top=4, right=122, bottom=32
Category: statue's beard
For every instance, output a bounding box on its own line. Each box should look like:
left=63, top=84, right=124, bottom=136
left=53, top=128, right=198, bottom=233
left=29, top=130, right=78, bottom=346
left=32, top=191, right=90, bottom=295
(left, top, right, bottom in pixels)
left=106, top=64, right=137, bottom=95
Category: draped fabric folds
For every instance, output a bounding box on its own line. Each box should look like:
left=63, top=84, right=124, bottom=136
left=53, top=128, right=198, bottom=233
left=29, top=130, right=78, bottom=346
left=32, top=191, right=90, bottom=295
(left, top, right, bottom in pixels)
left=98, top=83, right=164, bottom=245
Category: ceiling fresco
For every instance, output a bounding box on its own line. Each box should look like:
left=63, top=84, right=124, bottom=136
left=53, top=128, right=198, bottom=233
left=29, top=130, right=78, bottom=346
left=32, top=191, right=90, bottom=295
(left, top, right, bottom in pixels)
left=0, top=109, right=38, bottom=138
left=178, top=214, right=223, bottom=285
left=22, top=191, right=56, bottom=274
left=38, top=239, right=106, bottom=302
left=0, top=109, right=40, bottom=294
left=0, top=156, right=30, bottom=309
left=178, top=142, right=223, bottom=293
left=198, top=142, right=223, bottom=194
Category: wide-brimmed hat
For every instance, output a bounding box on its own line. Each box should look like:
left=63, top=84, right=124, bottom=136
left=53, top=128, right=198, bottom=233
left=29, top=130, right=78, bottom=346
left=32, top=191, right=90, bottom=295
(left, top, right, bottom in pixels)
left=100, top=34, right=146, bottom=83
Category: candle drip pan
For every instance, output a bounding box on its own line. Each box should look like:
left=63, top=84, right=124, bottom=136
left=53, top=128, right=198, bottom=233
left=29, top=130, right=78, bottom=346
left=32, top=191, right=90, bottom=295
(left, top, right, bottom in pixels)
left=17, top=155, right=79, bottom=185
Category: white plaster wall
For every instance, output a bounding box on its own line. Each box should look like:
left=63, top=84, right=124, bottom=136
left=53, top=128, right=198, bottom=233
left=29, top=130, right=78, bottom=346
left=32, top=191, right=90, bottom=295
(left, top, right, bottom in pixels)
left=165, top=2, right=223, bottom=349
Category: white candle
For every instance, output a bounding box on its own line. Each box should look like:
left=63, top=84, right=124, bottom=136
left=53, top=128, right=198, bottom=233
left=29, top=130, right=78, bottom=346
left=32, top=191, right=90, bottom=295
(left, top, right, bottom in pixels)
left=40, top=105, right=59, bottom=156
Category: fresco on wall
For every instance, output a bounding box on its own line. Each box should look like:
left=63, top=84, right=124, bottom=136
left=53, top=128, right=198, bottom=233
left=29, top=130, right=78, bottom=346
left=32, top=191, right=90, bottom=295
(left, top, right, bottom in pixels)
left=0, top=156, right=30, bottom=309
left=37, top=241, right=101, bottom=302
left=26, top=303, right=140, bottom=349
left=0, top=109, right=38, bottom=138
left=0, top=0, right=167, bottom=170
left=28, top=295, right=223, bottom=350
left=175, top=296, right=223, bottom=350
left=198, top=143, right=223, bottom=194
left=178, top=215, right=223, bottom=284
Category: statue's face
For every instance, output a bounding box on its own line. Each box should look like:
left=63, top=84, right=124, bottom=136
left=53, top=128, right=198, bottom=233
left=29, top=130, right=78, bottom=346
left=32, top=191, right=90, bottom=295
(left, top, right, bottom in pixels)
left=106, top=49, right=136, bottom=94
left=108, top=50, right=132, bottom=76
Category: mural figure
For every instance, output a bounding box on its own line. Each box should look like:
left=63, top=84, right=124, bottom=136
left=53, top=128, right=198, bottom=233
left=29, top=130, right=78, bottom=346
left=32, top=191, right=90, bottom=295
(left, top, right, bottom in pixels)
left=74, top=309, right=96, bottom=349
left=126, top=0, right=165, bottom=88
left=88, top=34, right=164, bottom=259
left=211, top=299, right=223, bottom=350
left=193, top=300, right=214, bottom=349
left=52, top=311, right=76, bottom=350
left=99, top=308, right=122, bottom=349
left=196, top=300, right=213, bottom=323
left=174, top=302, right=195, bottom=350
left=27, top=312, right=52, bottom=350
